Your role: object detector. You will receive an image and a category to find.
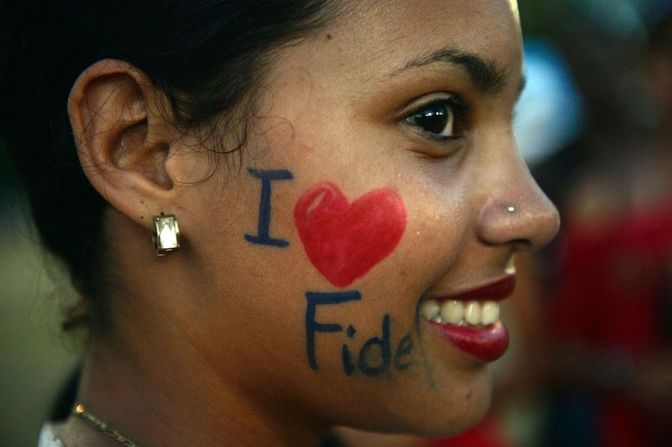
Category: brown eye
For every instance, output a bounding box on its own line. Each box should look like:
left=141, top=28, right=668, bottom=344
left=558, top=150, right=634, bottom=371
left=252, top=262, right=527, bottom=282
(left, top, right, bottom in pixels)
left=407, top=102, right=455, bottom=137
left=405, top=94, right=471, bottom=142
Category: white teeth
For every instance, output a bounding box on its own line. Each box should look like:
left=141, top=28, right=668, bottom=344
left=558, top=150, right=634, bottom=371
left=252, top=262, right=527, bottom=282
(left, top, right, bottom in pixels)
left=481, top=301, right=500, bottom=325
left=464, top=301, right=481, bottom=325
left=422, top=299, right=500, bottom=327
left=441, top=300, right=465, bottom=325
left=505, top=260, right=516, bottom=275
left=419, top=299, right=440, bottom=320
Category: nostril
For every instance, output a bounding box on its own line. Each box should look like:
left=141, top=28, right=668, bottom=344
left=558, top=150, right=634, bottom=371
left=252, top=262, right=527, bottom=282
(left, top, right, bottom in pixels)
left=511, top=239, right=533, bottom=252
left=476, top=197, right=561, bottom=250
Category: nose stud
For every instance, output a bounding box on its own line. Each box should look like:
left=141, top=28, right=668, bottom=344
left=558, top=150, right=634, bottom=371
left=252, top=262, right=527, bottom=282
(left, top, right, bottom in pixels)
left=506, top=205, right=516, bottom=214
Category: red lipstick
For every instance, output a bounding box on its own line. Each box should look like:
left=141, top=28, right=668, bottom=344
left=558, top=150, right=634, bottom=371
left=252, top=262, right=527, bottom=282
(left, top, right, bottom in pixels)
left=438, top=275, right=516, bottom=302
left=424, top=275, right=515, bottom=362
left=429, top=320, right=509, bottom=362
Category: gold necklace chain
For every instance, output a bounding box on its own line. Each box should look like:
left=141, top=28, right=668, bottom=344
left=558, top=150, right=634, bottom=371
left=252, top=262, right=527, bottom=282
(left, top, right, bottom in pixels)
left=71, top=403, right=143, bottom=447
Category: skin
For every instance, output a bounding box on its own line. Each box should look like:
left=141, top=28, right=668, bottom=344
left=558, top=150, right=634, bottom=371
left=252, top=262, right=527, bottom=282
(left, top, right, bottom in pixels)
left=58, top=1, right=559, bottom=446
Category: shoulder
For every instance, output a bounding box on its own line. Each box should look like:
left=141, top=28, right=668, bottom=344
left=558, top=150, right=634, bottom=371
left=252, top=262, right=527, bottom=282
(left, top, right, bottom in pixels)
left=37, top=423, right=65, bottom=447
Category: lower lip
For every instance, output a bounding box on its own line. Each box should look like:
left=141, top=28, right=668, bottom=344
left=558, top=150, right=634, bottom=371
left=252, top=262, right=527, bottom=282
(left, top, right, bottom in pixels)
left=428, top=320, right=509, bottom=362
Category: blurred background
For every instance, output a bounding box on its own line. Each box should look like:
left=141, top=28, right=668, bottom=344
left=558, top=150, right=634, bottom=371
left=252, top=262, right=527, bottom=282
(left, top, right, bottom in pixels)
left=2, top=1, right=672, bottom=446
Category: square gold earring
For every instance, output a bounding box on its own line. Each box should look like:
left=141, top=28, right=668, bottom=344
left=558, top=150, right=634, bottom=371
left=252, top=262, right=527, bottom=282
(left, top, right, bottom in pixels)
left=152, top=213, right=181, bottom=256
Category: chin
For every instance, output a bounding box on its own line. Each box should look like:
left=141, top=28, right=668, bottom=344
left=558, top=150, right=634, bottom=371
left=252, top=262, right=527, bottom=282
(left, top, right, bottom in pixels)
left=406, top=379, right=493, bottom=438
left=347, top=366, right=493, bottom=439
left=421, top=392, right=492, bottom=438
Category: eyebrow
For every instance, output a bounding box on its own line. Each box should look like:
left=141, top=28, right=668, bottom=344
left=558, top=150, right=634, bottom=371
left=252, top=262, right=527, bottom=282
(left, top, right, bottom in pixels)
left=392, top=48, right=519, bottom=96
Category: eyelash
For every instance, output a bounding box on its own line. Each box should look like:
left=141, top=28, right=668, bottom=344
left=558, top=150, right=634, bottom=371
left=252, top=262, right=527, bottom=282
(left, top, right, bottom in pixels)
left=403, top=94, right=473, bottom=142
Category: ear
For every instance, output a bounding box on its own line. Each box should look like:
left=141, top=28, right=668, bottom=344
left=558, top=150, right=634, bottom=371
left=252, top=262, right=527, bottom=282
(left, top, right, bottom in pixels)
left=68, top=59, right=179, bottom=229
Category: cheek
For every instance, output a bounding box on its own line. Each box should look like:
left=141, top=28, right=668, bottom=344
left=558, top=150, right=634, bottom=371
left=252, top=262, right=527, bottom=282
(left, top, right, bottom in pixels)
left=400, top=185, right=471, bottom=283
left=194, top=152, right=483, bottom=433
left=229, top=167, right=425, bottom=378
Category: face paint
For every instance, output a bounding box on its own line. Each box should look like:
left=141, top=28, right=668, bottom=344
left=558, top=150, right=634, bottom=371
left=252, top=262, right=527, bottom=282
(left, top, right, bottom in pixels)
left=294, top=182, right=407, bottom=288
left=245, top=168, right=294, bottom=248
left=243, top=170, right=414, bottom=377
left=306, top=291, right=415, bottom=376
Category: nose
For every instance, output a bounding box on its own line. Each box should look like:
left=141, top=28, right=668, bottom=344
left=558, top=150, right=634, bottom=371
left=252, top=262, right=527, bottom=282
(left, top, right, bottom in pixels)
left=475, top=153, right=560, bottom=252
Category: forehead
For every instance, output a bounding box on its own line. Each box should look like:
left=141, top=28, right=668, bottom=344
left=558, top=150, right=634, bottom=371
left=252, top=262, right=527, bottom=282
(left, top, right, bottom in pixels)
left=326, top=0, right=523, bottom=77
left=265, top=0, right=524, bottom=105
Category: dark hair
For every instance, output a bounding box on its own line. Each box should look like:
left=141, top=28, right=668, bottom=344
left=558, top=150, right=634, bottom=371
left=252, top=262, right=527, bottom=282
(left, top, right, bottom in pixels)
left=0, top=1, right=337, bottom=330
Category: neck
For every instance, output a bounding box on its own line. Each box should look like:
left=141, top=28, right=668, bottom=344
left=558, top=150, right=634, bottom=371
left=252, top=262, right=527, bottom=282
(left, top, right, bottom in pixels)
left=67, top=328, right=326, bottom=447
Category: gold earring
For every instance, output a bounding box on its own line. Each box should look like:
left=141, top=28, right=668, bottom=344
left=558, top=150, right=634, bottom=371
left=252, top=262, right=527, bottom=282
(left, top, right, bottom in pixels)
left=152, top=213, right=181, bottom=256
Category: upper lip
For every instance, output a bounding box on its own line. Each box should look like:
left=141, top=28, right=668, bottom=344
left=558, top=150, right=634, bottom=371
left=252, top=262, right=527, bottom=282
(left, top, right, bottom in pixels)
left=430, top=275, right=516, bottom=302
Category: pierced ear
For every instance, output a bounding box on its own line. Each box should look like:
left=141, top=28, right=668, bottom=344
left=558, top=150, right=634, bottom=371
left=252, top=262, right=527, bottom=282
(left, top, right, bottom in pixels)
left=68, top=59, right=177, bottom=228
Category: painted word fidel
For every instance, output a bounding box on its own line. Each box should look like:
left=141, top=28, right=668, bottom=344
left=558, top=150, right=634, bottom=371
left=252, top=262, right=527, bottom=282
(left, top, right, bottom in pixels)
left=305, top=291, right=414, bottom=376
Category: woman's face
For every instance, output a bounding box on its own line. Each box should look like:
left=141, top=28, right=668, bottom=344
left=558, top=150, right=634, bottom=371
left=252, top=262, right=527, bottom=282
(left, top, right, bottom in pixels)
left=175, top=0, right=558, bottom=436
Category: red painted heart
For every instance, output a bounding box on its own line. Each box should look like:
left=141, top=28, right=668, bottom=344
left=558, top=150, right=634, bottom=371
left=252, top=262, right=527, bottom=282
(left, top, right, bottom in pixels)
left=294, top=182, right=407, bottom=288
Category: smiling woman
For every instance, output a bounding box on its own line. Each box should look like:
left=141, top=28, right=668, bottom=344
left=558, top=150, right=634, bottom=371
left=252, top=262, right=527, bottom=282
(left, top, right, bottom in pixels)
left=0, top=1, right=559, bottom=446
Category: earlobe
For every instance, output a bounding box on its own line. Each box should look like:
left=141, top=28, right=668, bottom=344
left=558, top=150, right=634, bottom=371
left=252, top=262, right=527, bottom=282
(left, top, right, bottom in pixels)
left=68, top=59, right=176, bottom=229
